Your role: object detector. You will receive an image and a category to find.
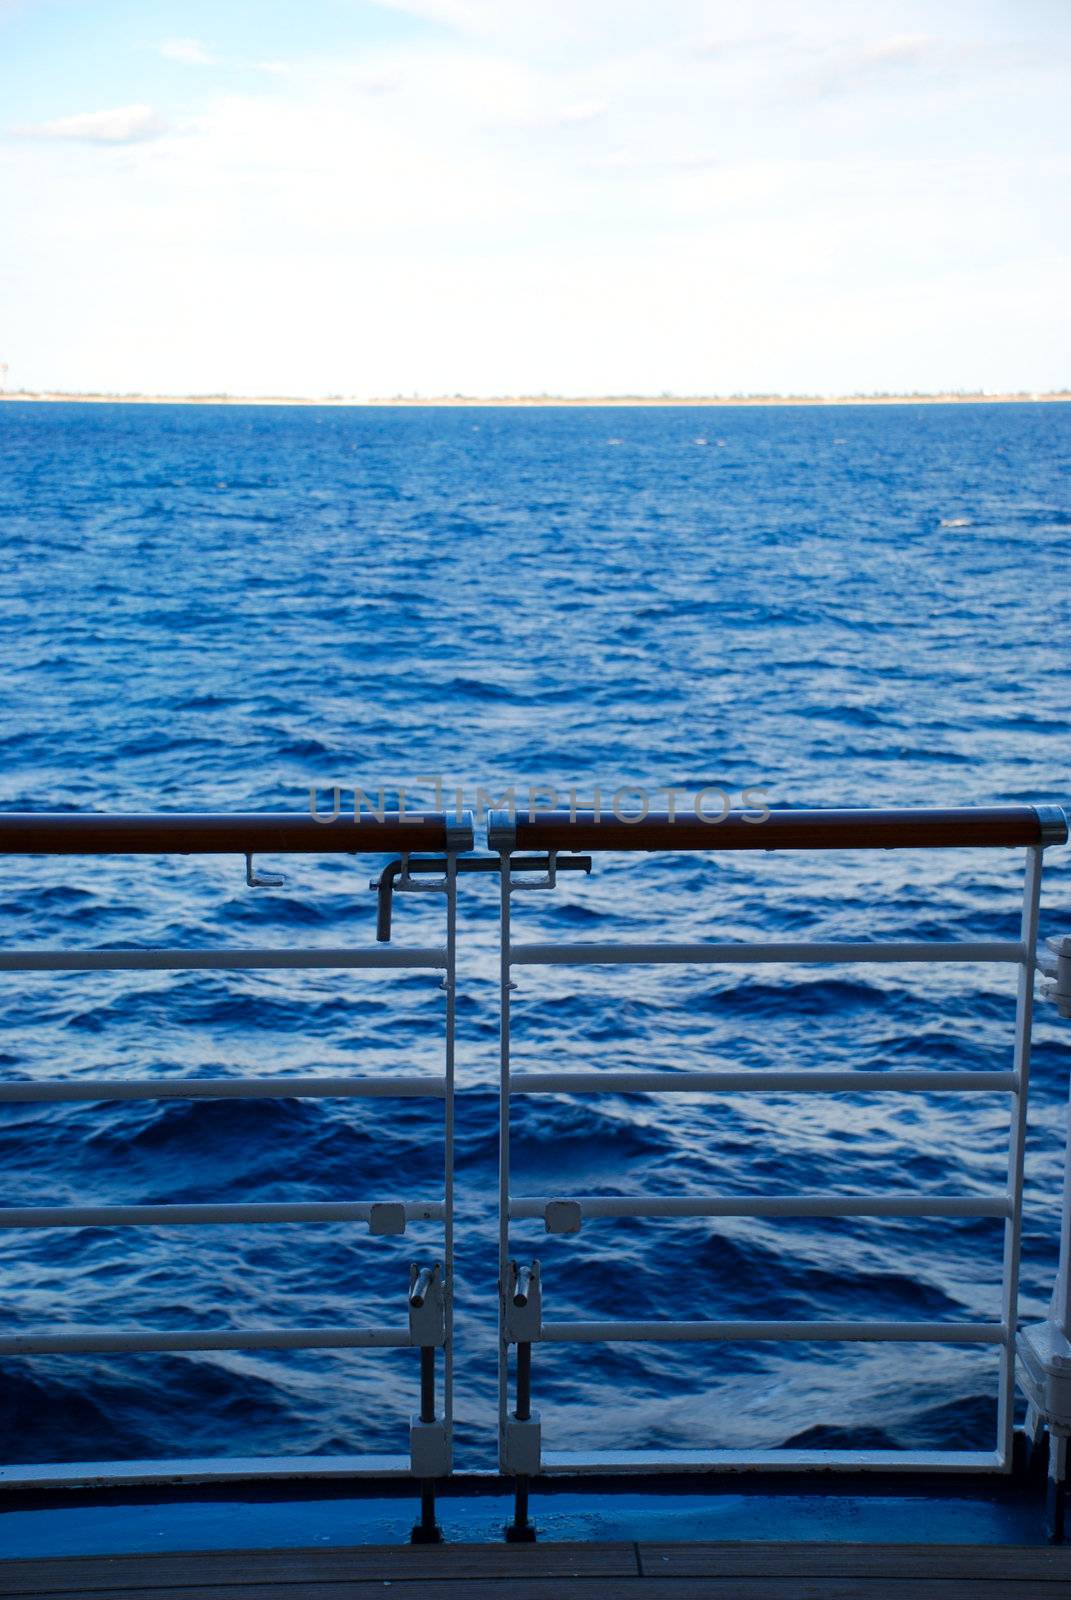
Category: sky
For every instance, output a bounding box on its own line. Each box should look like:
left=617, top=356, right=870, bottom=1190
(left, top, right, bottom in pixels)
left=0, top=0, right=1068, bottom=398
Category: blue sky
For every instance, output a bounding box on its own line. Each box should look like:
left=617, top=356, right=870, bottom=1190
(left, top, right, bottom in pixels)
left=1, top=0, right=1068, bottom=396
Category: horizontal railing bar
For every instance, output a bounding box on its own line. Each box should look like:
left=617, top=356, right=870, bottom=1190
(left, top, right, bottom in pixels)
left=0, top=1454, right=416, bottom=1487
left=0, top=1201, right=444, bottom=1228
left=0, top=1076, right=446, bottom=1104
left=0, top=947, right=446, bottom=972
left=0, top=811, right=474, bottom=855
left=539, top=1447, right=1003, bottom=1475
left=0, top=1326, right=413, bottom=1355
left=510, top=940, right=1023, bottom=967
left=492, top=805, right=1066, bottom=854
left=512, top=1194, right=1010, bottom=1220
left=540, top=1319, right=1006, bottom=1345
left=510, top=1070, right=1018, bottom=1095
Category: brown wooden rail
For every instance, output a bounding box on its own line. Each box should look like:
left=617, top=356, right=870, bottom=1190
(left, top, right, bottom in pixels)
left=0, top=812, right=474, bottom=855
left=489, top=805, right=1067, bottom=853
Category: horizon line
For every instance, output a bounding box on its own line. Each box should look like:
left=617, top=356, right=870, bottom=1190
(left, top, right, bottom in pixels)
left=1, top=388, right=1070, bottom=409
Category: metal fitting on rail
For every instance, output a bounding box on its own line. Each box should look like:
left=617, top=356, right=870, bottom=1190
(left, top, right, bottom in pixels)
left=372, top=839, right=587, bottom=942
left=408, top=1261, right=445, bottom=1346
left=1017, top=1318, right=1071, bottom=1532
left=369, top=1202, right=407, bottom=1235
left=504, top=1259, right=541, bottom=1342
left=1034, top=805, right=1070, bottom=846
left=409, top=1262, right=448, bottom=1482
left=1019, top=1322, right=1071, bottom=1434
left=244, top=853, right=285, bottom=888
left=544, top=1198, right=583, bottom=1235
left=443, top=811, right=475, bottom=851
left=487, top=809, right=516, bottom=853
left=503, top=1261, right=542, bottom=1479
left=1040, top=936, right=1071, bottom=1019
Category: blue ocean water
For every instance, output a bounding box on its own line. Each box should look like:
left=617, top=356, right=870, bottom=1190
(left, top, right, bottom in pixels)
left=0, top=399, right=1068, bottom=1468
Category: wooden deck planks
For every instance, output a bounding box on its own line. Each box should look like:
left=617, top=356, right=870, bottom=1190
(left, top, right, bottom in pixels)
left=0, top=1541, right=636, bottom=1593
left=639, top=1541, right=1071, bottom=1579
left=3, top=1580, right=1070, bottom=1600
left=1, top=1540, right=1069, bottom=1599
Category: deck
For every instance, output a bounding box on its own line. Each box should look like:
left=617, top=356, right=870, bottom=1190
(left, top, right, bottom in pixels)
left=1, top=1540, right=1070, bottom=1598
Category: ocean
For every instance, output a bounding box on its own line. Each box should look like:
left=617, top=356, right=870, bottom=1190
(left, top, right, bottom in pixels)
left=0, top=398, right=1068, bottom=1467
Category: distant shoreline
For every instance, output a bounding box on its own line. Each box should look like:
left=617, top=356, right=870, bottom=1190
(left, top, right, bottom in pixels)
left=1, top=390, right=1069, bottom=408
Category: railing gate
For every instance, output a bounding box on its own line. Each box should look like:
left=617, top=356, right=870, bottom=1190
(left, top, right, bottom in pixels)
left=490, top=805, right=1068, bottom=1512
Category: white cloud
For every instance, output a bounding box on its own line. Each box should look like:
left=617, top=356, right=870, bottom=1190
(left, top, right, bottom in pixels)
left=863, top=33, right=933, bottom=67
left=2, top=0, right=1068, bottom=394
left=16, top=103, right=165, bottom=144
left=343, top=70, right=403, bottom=96
left=369, top=0, right=490, bottom=32
left=809, top=33, right=937, bottom=99
left=548, top=98, right=607, bottom=125
left=159, top=37, right=216, bottom=66
left=500, top=96, right=609, bottom=130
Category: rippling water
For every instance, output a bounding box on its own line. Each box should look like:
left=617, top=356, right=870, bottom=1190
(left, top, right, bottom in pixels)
left=0, top=399, right=1068, bottom=1467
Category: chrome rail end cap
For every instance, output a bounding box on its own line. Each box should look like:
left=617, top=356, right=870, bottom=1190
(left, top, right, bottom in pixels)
left=1033, top=804, right=1069, bottom=846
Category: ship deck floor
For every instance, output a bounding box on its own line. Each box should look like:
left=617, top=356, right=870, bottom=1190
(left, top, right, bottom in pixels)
left=1, top=1540, right=1070, bottom=1598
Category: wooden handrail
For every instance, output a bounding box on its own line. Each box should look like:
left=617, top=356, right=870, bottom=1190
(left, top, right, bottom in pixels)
left=0, top=812, right=474, bottom=855
left=489, top=806, right=1066, bottom=854
left=0, top=806, right=1062, bottom=857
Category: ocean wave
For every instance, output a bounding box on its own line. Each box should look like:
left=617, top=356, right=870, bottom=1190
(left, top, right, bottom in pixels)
left=0, top=399, right=1067, bottom=1464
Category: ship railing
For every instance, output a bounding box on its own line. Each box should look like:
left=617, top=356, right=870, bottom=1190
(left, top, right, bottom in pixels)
left=2, top=804, right=1071, bottom=1534
left=0, top=810, right=472, bottom=1541
left=488, top=805, right=1069, bottom=1529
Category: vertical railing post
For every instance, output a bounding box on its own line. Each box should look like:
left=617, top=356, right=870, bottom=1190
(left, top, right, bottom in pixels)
left=491, top=812, right=544, bottom=1542
left=998, top=846, right=1044, bottom=1465
left=1016, top=882, right=1071, bottom=1537
left=1046, top=1058, right=1071, bottom=1534
left=498, top=843, right=513, bottom=1468
left=443, top=850, right=457, bottom=1463
left=1047, top=937, right=1071, bottom=1343
left=406, top=841, right=460, bottom=1545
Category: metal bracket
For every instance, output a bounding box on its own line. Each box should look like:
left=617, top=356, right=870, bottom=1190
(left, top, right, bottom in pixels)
left=369, top=1202, right=407, bottom=1236
left=397, top=853, right=450, bottom=896
left=1019, top=1320, right=1071, bottom=1438
left=409, top=1264, right=448, bottom=1479
left=544, top=1199, right=583, bottom=1235
left=371, top=851, right=590, bottom=942
left=504, top=1259, right=542, bottom=1343
left=410, top=1415, right=449, bottom=1477
left=503, top=1410, right=542, bottom=1475
left=1039, top=936, right=1071, bottom=1018
left=245, top=853, right=285, bottom=889
left=409, top=1262, right=445, bottom=1346
left=509, top=851, right=558, bottom=893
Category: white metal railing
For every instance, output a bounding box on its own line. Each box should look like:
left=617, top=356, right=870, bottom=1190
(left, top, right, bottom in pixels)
left=3, top=804, right=1071, bottom=1523
left=0, top=819, right=467, bottom=1505
left=493, top=812, right=1070, bottom=1486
